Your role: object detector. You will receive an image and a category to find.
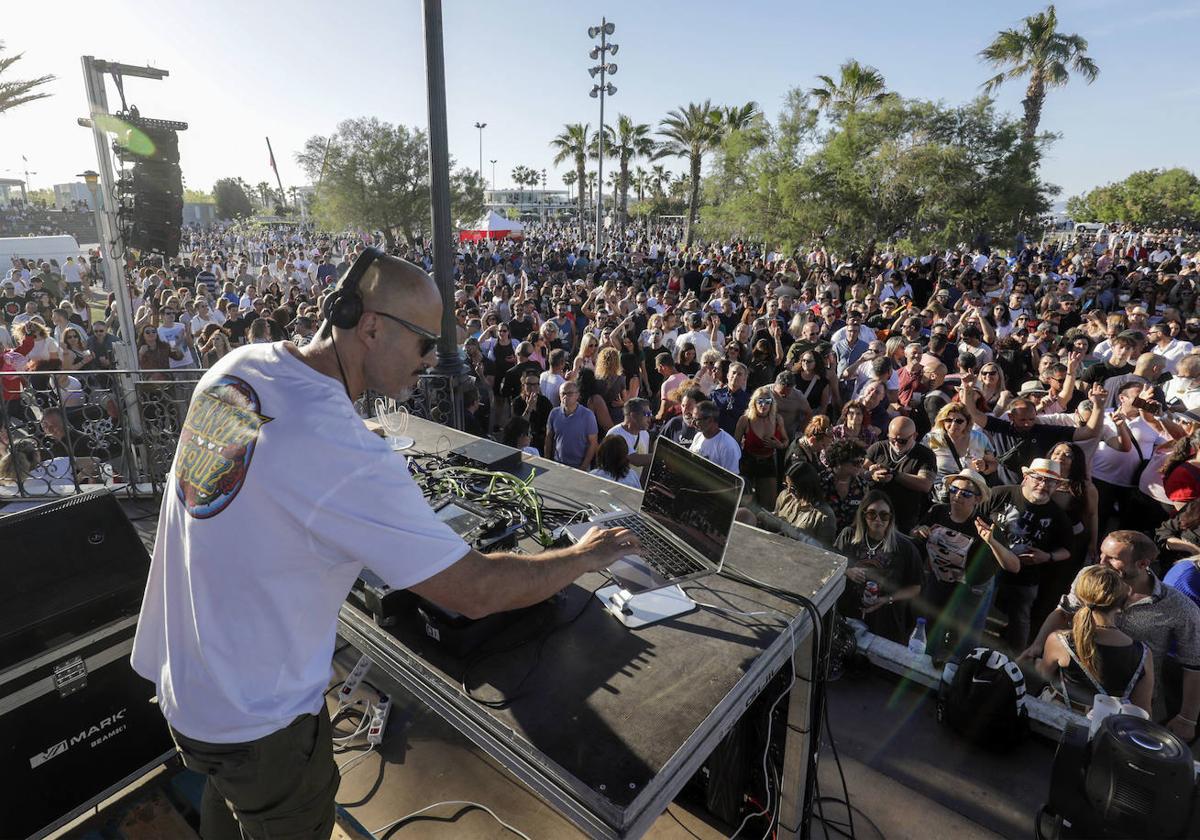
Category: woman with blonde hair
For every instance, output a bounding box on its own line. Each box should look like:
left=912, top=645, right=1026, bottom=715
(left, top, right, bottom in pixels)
left=592, top=346, right=628, bottom=432
left=735, top=385, right=789, bottom=508
left=695, top=348, right=722, bottom=396
left=1038, top=564, right=1152, bottom=714
left=572, top=332, right=600, bottom=377
left=922, top=402, right=997, bottom=500
left=15, top=320, right=59, bottom=365
left=971, top=361, right=1014, bottom=415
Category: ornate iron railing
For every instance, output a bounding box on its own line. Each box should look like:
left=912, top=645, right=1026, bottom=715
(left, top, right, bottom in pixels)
left=0, top=368, right=460, bottom=501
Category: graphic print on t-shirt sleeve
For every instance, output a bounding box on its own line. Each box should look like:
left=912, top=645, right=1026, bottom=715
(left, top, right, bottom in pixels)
left=175, top=375, right=272, bottom=518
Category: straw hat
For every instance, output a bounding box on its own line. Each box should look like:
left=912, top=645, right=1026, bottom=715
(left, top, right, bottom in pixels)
left=1021, top=458, right=1063, bottom=482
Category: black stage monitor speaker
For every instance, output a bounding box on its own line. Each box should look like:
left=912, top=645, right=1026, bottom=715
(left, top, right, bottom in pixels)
left=0, top=491, right=176, bottom=839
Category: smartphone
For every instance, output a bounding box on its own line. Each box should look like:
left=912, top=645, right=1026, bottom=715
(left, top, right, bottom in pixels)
left=1131, top=397, right=1163, bottom=415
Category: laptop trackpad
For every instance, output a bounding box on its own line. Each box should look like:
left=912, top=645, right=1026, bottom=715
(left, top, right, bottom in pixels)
left=608, top=554, right=673, bottom=594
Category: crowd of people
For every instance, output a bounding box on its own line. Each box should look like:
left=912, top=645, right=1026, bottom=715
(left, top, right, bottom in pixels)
left=5, top=217, right=1200, bottom=746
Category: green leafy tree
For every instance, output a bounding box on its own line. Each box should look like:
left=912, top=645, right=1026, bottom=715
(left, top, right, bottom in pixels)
left=701, top=93, right=1052, bottom=255
left=658, top=100, right=726, bottom=247
left=809, top=60, right=894, bottom=120
left=184, top=188, right=215, bottom=204
left=597, top=115, right=656, bottom=235
left=1066, top=168, right=1200, bottom=226
left=213, top=178, right=254, bottom=219
left=980, top=4, right=1098, bottom=143
left=0, top=42, right=54, bottom=115
left=296, top=117, right=482, bottom=247
left=550, top=123, right=592, bottom=234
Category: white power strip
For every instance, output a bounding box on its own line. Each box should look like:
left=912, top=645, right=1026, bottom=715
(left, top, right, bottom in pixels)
left=367, top=694, right=391, bottom=745
left=338, top=654, right=372, bottom=708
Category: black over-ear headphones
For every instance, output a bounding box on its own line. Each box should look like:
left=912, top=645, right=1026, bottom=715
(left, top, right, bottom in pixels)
left=323, top=246, right=385, bottom=333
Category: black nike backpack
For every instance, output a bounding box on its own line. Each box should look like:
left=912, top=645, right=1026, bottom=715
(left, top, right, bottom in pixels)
left=936, top=647, right=1030, bottom=750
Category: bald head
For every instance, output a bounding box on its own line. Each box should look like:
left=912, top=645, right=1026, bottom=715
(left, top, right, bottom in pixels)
left=320, top=253, right=444, bottom=401
left=358, top=255, right=442, bottom=329
left=888, top=417, right=916, bottom=454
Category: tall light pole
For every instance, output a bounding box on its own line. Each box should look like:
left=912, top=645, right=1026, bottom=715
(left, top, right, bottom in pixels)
left=541, top=168, right=547, bottom=222
left=427, top=1, right=466, bottom=428
left=489, top=158, right=497, bottom=191
left=473, top=121, right=487, bottom=186
left=588, top=20, right=617, bottom=258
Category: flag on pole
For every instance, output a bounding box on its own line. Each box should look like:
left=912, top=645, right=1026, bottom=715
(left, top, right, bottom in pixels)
left=267, top=142, right=277, bottom=174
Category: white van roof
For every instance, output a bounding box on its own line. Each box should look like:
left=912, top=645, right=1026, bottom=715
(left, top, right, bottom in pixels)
left=0, top=235, right=84, bottom=269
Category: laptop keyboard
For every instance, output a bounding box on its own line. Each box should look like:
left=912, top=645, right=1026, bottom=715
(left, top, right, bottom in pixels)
left=605, top=515, right=708, bottom=579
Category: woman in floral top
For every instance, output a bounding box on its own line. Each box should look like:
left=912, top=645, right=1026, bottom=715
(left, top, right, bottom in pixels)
left=819, top=437, right=870, bottom=535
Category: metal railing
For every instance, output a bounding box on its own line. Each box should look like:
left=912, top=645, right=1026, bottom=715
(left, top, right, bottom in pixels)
left=0, top=367, right=459, bottom=501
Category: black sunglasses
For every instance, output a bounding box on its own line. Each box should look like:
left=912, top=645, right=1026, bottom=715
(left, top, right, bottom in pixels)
left=369, top=310, right=439, bottom=356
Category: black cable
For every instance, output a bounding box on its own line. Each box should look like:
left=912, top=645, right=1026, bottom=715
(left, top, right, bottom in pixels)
left=824, top=698, right=855, bottom=840
left=716, top=563, right=827, bottom=833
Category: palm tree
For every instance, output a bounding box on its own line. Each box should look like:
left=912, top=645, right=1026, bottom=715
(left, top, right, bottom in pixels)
left=255, top=181, right=272, bottom=209
left=721, top=101, right=761, bottom=133
left=550, top=123, right=592, bottom=235
left=632, top=166, right=648, bottom=203
left=597, top=114, right=656, bottom=236
left=0, top=42, right=54, bottom=115
left=562, top=169, right=578, bottom=200
left=650, top=164, right=669, bottom=198
left=979, top=4, right=1099, bottom=143
left=585, top=171, right=598, bottom=208
left=657, top=100, right=724, bottom=247
left=809, top=59, right=894, bottom=118
left=511, top=164, right=537, bottom=210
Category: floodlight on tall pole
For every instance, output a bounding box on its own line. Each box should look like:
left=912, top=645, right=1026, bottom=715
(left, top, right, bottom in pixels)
left=473, top=121, right=487, bottom=185
left=588, top=18, right=617, bottom=258
left=489, top=159, right=496, bottom=191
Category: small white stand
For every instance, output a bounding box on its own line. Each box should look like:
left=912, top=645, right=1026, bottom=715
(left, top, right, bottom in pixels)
left=386, top=435, right=415, bottom=452
left=596, top=584, right=697, bottom=629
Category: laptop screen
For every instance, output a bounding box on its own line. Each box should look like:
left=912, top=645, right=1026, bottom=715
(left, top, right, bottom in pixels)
left=639, top=436, right=745, bottom=567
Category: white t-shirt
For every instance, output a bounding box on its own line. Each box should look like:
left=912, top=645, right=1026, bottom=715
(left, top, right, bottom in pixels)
left=689, top=428, right=741, bottom=474
left=131, top=343, right=469, bottom=743
left=158, top=322, right=194, bottom=368
left=1090, top=415, right=1165, bottom=487
left=540, top=370, right=565, bottom=406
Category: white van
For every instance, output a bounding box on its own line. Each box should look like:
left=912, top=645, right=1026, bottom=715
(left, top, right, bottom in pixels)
left=0, top=235, right=84, bottom=269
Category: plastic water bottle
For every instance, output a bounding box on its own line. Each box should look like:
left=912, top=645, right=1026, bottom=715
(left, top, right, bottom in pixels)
left=908, top=618, right=928, bottom=656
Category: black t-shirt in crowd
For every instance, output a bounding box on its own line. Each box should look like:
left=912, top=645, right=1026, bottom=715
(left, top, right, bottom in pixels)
left=979, top=485, right=1071, bottom=586
left=865, top=441, right=937, bottom=533
left=982, top=416, right=1075, bottom=482
left=1081, top=359, right=1133, bottom=384
left=919, top=503, right=1000, bottom=587
left=682, top=268, right=703, bottom=296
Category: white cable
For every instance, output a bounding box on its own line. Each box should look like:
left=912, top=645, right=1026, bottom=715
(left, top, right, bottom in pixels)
left=372, top=800, right=532, bottom=839
left=332, top=703, right=372, bottom=744
left=337, top=744, right=376, bottom=776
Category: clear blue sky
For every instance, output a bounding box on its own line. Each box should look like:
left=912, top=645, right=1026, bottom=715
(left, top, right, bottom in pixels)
left=5, top=0, right=1198, bottom=204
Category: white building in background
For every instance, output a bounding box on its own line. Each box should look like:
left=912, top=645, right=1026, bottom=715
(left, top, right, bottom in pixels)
left=0, top=178, right=27, bottom=206
left=53, top=182, right=92, bottom=209
left=484, top=188, right=574, bottom=222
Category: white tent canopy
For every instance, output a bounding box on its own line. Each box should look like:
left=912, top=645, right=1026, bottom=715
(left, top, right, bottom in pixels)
left=459, top=210, right=525, bottom=240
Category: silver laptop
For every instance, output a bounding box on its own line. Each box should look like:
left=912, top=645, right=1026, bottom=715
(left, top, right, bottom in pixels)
left=563, top=436, right=745, bottom=596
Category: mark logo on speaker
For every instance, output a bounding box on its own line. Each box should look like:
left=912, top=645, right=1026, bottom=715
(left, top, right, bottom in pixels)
left=29, top=708, right=127, bottom=769
left=175, top=375, right=272, bottom=518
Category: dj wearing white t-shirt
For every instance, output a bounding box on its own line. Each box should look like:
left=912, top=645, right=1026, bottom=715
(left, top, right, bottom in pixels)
left=131, top=250, right=638, bottom=840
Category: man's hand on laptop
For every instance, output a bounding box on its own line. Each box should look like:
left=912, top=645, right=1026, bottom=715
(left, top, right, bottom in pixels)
left=574, top=526, right=642, bottom=571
